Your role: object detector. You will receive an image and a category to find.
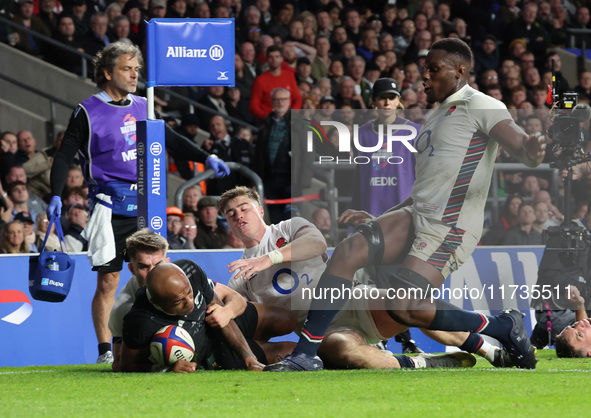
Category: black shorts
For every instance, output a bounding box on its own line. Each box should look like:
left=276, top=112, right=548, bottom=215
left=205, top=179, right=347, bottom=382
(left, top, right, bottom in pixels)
left=212, top=302, right=267, bottom=369
left=92, top=215, right=137, bottom=273
left=234, top=302, right=259, bottom=339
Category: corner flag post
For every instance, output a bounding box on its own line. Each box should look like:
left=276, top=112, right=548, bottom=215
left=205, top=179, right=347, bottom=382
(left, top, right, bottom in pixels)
left=138, top=18, right=235, bottom=237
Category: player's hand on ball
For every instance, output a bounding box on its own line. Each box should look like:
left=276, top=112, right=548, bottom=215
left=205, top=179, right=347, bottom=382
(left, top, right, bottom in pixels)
left=172, top=359, right=197, bottom=373
left=245, top=356, right=265, bottom=371
left=338, top=209, right=374, bottom=226
left=205, top=303, right=233, bottom=328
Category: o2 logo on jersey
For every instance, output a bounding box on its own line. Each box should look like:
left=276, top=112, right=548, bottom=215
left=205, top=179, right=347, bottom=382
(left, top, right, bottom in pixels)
left=120, top=114, right=137, bottom=145
left=272, top=268, right=312, bottom=295
left=415, top=129, right=435, bottom=157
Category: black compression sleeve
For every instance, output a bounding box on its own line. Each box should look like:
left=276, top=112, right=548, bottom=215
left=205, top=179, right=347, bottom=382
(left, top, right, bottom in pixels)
left=50, top=107, right=87, bottom=196
left=165, top=124, right=210, bottom=164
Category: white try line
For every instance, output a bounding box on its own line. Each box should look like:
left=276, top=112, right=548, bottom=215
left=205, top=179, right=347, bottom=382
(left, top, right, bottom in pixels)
left=0, top=370, right=56, bottom=375
left=472, top=366, right=591, bottom=373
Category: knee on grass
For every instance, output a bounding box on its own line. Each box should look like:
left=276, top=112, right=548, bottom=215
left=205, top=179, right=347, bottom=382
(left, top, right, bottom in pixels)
left=319, top=331, right=372, bottom=369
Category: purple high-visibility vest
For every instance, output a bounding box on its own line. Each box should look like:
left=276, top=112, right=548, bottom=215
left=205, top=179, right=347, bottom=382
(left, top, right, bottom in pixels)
left=356, top=117, right=420, bottom=216
left=78, top=94, right=147, bottom=185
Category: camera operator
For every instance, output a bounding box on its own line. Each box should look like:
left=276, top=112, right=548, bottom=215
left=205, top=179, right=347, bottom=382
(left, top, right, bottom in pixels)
left=554, top=285, right=591, bottom=358
left=530, top=78, right=591, bottom=352
left=530, top=202, right=591, bottom=348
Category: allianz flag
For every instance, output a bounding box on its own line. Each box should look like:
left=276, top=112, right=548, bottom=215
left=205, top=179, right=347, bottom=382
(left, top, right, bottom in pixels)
left=146, top=18, right=235, bottom=87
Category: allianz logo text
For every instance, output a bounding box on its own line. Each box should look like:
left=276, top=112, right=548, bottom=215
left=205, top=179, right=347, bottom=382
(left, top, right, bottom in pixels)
left=165, top=45, right=224, bottom=61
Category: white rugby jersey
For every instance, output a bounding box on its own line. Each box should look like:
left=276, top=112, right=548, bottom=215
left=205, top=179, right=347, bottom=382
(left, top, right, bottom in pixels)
left=412, top=84, right=510, bottom=237
left=109, top=276, right=140, bottom=338
left=229, top=217, right=328, bottom=332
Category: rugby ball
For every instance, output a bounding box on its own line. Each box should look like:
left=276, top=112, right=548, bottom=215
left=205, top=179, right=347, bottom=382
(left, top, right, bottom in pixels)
left=150, top=325, right=195, bottom=366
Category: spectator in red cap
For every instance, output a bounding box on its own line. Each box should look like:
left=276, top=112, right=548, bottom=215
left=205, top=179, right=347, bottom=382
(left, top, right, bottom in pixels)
left=166, top=206, right=187, bottom=249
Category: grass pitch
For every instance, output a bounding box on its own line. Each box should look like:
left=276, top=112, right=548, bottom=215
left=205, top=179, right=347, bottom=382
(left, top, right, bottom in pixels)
left=0, top=350, right=587, bottom=417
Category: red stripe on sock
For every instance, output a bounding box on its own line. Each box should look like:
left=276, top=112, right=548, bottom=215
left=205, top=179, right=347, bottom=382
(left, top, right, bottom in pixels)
left=475, top=335, right=484, bottom=351
left=475, top=313, right=488, bottom=333
left=302, top=328, right=324, bottom=341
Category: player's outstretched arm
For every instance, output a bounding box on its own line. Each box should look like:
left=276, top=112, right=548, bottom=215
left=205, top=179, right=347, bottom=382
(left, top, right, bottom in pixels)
left=227, top=225, right=327, bottom=280
left=338, top=195, right=413, bottom=226
left=567, top=285, right=589, bottom=322
left=338, top=209, right=374, bottom=226
left=490, top=119, right=546, bottom=168
left=50, top=109, right=85, bottom=199
left=120, top=341, right=197, bottom=373
left=210, top=294, right=264, bottom=371
left=220, top=318, right=265, bottom=371
left=119, top=342, right=152, bottom=372
left=289, top=224, right=327, bottom=261
left=119, top=342, right=159, bottom=372
left=205, top=284, right=247, bottom=328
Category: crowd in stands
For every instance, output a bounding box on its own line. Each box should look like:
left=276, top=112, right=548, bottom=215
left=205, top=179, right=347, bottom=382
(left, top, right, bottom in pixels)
left=3, top=0, right=591, bottom=250
left=0, top=129, right=90, bottom=253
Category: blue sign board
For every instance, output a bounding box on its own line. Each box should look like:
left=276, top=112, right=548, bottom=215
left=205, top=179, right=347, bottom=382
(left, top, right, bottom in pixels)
left=0, top=247, right=547, bottom=366
left=136, top=120, right=167, bottom=237
left=146, top=18, right=235, bottom=87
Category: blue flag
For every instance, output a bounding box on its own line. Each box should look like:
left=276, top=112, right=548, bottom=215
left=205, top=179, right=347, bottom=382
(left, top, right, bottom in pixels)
left=146, top=18, right=235, bottom=87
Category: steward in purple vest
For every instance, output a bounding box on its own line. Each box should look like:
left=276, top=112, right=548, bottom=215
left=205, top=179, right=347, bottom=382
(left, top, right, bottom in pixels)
left=46, top=42, right=230, bottom=365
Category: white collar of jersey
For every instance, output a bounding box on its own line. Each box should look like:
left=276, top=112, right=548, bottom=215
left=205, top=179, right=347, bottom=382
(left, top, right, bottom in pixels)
left=441, top=83, right=471, bottom=106
left=243, top=224, right=271, bottom=256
